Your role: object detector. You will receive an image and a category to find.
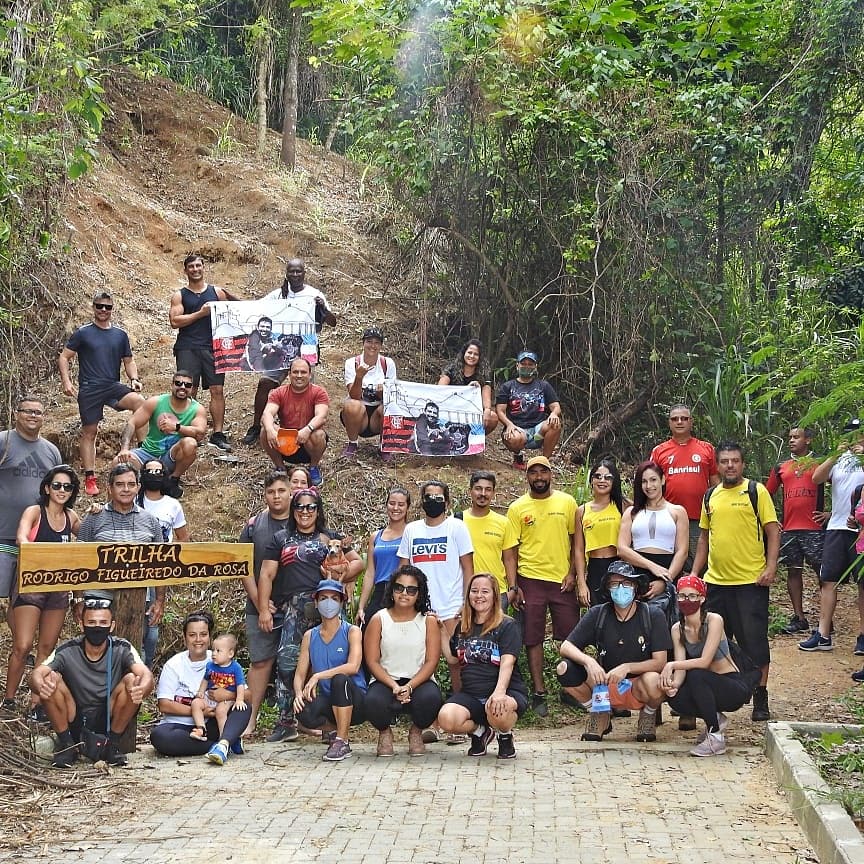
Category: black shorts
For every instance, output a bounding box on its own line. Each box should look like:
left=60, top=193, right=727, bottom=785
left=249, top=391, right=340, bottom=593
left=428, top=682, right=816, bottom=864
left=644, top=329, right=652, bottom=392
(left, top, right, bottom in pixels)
left=779, top=530, right=824, bottom=569
left=819, top=530, right=863, bottom=583
left=281, top=434, right=330, bottom=465
left=705, top=582, right=770, bottom=668
left=78, top=382, right=135, bottom=426
left=444, top=689, right=528, bottom=725
left=339, top=404, right=381, bottom=438
left=175, top=346, right=224, bottom=389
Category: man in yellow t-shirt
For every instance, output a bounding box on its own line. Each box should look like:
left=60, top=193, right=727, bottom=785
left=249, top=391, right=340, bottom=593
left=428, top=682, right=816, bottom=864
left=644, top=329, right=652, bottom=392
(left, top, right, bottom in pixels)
left=688, top=442, right=779, bottom=722
left=506, top=456, right=578, bottom=717
left=460, top=471, right=518, bottom=609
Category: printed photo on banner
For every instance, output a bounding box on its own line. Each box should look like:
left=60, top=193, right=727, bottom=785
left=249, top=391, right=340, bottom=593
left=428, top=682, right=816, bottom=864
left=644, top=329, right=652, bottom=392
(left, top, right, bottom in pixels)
left=381, top=380, right=484, bottom=456
left=210, top=296, right=319, bottom=373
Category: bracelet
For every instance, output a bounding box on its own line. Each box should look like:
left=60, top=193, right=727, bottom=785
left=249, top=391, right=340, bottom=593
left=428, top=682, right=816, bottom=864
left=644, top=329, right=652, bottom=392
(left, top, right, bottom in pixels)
left=131, top=378, right=141, bottom=384
left=307, top=424, right=315, bottom=433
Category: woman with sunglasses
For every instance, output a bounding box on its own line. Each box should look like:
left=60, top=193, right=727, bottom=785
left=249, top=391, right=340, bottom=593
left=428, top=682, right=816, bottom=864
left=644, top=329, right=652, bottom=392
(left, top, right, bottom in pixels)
left=257, top=488, right=363, bottom=742
left=574, top=458, right=625, bottom=606
left=3, top=465, right=81, bottom=714
left=150, top=610, right=250, bottom=761
left=363, top=565, right=443, bottom=756
left=356, top=487, right=411, bottom=628
left=437, top=338, right=498, bottom=433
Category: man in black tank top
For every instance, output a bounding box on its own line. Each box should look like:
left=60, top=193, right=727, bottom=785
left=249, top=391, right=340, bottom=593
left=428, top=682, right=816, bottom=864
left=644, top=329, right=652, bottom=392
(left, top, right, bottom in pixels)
left=169, top=254, right=241, bottom=452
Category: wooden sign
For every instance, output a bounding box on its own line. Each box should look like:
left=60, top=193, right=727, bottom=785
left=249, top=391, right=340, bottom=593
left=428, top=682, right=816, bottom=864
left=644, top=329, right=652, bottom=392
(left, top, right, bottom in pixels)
left=17, top=542, right=253, bottom=593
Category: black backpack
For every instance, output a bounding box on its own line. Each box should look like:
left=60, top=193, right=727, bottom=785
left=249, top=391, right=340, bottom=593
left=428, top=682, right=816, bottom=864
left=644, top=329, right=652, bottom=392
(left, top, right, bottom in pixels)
left=594, top=602, right=653, bottom=659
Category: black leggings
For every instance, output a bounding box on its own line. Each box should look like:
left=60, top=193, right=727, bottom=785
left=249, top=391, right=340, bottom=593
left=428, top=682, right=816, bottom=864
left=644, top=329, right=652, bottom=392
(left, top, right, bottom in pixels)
left=364, top=679, right=443, bottom=731
left=297, top=674, right=366, bottom=728
left=667, top=669, right=757, bottom=732
left=150, top=705, right=251, bottom=756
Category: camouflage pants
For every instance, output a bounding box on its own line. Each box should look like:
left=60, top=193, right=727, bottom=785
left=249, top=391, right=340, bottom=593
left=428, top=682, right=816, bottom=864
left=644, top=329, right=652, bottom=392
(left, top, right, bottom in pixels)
left=274, top=591, right=318, bottom=716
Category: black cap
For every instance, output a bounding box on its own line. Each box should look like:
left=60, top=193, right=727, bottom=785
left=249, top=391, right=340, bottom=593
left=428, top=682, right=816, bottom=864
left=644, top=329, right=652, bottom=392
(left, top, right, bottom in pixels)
left=362, top=326, right=384, bottom=342
left=844, top=418, right=862, bottom=432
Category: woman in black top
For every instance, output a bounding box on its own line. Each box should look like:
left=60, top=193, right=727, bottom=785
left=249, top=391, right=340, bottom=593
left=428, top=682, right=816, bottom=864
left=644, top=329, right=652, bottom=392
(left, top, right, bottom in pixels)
left=437, top=338, right=497, bottom=433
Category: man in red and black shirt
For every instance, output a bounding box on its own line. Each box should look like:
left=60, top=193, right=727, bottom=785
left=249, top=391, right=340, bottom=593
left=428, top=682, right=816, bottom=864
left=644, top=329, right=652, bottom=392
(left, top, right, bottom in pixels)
left=765, top=427, right=827, bottom=635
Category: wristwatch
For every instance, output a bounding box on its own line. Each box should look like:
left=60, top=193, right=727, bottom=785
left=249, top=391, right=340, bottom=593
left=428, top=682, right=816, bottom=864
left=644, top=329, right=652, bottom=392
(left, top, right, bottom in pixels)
left=175, top=422, right=181, bottom=433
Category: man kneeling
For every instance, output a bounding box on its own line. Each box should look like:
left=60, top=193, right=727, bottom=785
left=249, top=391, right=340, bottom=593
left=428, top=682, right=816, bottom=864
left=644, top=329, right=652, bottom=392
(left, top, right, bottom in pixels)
left=556, top=562, right=670, bottom=742
left=31, top=590, right=153, bottom=767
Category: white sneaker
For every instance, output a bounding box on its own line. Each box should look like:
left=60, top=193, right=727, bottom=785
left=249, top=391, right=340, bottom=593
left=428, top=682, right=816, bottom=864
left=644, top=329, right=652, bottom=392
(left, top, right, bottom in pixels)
left=690, top=731, right=726, bottom=757
left=696, top=712, right=728, bottom=743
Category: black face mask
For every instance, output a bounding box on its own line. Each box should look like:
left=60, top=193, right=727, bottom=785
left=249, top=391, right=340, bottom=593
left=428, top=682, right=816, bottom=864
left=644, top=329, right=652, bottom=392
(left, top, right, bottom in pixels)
left=83, top=625, right=112, bottom=647
left=421, top=498, right=447, bottom=518
left=141, top=474, right=164, bottom=491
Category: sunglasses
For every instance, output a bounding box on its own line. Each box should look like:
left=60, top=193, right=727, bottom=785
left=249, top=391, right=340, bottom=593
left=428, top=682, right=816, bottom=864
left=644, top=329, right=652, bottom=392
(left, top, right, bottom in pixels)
left=392, top=583, right=419, bottom=596
left=173, top=380, right=193, bottom=388
left=294, top=502, right=319, bottom=512
left=50, top=481, right=74, bottom=491
left=83, top=597, right=112, bottom=609
left=17, top=408, right=44, bottom=417
left=144, top=469, right=164, bottom=476
left=423, top=494, right=446, bottom=503
left=93, top=303, right=113, bottom=311
left=592, top=474, right=614, bottom=481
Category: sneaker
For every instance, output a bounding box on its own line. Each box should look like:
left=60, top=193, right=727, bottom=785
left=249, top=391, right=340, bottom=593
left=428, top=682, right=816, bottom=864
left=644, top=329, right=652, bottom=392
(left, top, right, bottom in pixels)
left=512, top=451, right=527, bottom=470
left=636, top=709, right=657, bottom=742
left=852, top=668, right=864, bottom=683
left=421, top=728, right=440, bottom=744
left=496, top=732, right=516, bottom=760
left=468, top=726, right=496, bottom=756
left=690, top=730, right=727, bottom=757
left=342, top=442, right=358, bottom=459
left=206, top=742, right=229, bottom=765
left=52, top=740, right=80, bottom=768
left=27, top=704, right=48, bottom=724
left=581, top=711, right=612, bottom=741
left=678, top=714, right=697, bottom=731
left=782, top=615, right=810, bottom=635
left=531, top=692, right=548, bottom=717
left=322, top=737, right=352, bottom=761
left=162, top=475, right=183, bottom=500
left=208, top=432, right=232, bottom=452
left=798, top=630, right=832, bottom=651
left=104, top=740, right=128, bottom=767
left=229, top=738, right=245, bottom=756
left=84, top=475, right=99, bottom=497
left=241, top=425, right=261, bottom=446
left=308, top=465, right=323, bottom=486
left=446, top=732, right=467, bottom=745
left=751, top=686, right=770, bottom=721
left=697, top=712, right=729, bottom=743
left=0, top=698, right=16, bottom=714
left=266, top=719, right=299, bottom=742
left=855, top=634, right=864, bottom=656
left=321, top=730, right=337, bottom=746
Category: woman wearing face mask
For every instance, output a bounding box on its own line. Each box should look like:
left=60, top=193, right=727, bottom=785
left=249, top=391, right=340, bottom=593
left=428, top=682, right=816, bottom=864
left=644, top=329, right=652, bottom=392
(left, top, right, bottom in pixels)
left=574, top=458, right=625, bottom=606
left=3, top=465, right=81, bottom=716
left=356, top=487, right=411, bottom=628
left=150, top=610, right=251, bottom=758
left=659, top=576, right=761, bottom=756
left=364, top=565, right=442, bottom=756
left=258, top=488, right=364, bottom=742
left=437, top=339, right=498, bottom=433
left=293, top=579, right=366, bottom=761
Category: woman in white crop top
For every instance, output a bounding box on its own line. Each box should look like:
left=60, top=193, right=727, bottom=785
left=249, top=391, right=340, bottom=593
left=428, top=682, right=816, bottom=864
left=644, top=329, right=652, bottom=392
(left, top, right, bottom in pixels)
left=363, top=565, right=442, bottom=756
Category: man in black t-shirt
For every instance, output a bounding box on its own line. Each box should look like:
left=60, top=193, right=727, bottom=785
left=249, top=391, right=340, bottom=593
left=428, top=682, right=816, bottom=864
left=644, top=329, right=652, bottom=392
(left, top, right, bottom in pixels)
left=556, top=562, right=669, bottom=742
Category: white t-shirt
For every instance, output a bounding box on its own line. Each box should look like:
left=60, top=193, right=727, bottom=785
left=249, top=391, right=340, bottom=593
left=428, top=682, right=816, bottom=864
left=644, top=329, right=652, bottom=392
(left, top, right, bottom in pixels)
left=827, top=452, right=864, bottom=531
left=155, top=649, right=211, bottom=726
left=264, top=283, right=331, bottom=311
left=343, top=354, right=397, bottom=406
left=141, top=495, right=187, bottom=542
left=398, top=516, right=473, bottom=618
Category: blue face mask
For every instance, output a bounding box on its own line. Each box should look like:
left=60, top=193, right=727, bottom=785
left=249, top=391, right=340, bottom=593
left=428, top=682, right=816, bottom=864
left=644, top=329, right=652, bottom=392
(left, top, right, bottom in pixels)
left=317, top=597, right=342, bottom=620
left=609, top=584, right=636, bottom=608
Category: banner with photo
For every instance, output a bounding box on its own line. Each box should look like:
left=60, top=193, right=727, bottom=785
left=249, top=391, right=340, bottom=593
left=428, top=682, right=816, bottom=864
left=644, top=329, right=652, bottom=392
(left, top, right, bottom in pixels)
left=210, top=296, right=319, bottom=373
left=381, top=380, right=484, bottom=456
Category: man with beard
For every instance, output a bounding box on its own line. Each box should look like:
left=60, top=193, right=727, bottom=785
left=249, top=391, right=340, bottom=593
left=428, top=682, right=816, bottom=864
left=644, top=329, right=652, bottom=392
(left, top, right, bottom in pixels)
left=169, top=254, right=240, bottom=452
left=505, top=456, right=578, bottom=717
left=31, top=590, right=154, bottom=767
left=116, top=371, right=208, bottom=500
left=412, top=401, right=453, bottom=455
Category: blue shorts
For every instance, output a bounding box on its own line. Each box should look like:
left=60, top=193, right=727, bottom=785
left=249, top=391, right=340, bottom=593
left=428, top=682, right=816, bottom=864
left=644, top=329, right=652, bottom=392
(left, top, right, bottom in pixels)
left=130, top=447, right=176, bottom=474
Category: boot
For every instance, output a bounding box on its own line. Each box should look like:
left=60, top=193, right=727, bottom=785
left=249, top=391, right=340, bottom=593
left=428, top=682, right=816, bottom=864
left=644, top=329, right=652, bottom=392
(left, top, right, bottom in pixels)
left=408, top=724, right=425, bottom=756
left=751, top=686, right=770, bottom=721
left=376, top=727, right=394, bottom=757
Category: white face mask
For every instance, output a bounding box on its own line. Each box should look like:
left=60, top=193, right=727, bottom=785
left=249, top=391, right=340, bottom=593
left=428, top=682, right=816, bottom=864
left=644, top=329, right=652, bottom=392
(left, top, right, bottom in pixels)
left=317, top=597, right=342, bottom=620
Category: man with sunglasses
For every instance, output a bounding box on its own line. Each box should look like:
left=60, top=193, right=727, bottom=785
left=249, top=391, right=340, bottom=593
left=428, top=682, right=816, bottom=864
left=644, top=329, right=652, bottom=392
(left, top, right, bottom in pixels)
left=0, top=396, right=62, bottom=611
left=31, top=590, right=154, bottom=767
left=115, top=372, right=208, bottom=499
left=58, top=291, right=145, bottom=497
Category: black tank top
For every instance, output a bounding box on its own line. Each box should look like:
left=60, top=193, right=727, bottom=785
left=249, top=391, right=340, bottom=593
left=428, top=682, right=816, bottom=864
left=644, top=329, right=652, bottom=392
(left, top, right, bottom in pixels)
left=175, top=284, right=219, bottom=349
left=32, top=506, right=72, bottom=543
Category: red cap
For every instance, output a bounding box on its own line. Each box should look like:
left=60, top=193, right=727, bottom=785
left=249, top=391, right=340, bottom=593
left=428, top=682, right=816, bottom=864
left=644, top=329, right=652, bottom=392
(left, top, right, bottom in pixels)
left=676, top=575, right=707, bottom=596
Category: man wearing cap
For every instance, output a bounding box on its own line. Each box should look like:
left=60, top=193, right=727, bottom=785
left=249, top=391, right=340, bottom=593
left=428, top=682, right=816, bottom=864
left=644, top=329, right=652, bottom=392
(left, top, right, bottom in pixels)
left=505, top=455, right=578, bottom=716
left=799, top=420, right=864, bottom=656
left=340, top=326, right=397, bottom=460
left=260, top=357, right=330, bottom=486
left=58, top=292, right=145, bottom=497
left=241, top=259, right=337, bottom=446
left=496, top=351, right=562, bottom=469
left=557, top=561, right=670, bottom=742
left=115, top=370, right=208, bottom=499
left=31, top=590, right=154, bottom=767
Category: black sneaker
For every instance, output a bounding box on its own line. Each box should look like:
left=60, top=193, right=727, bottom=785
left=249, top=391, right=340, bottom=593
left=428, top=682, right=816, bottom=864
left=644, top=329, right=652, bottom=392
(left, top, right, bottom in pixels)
left=468, top=726, right=496, bottom=756
left=266, top=719, right=299, bottom=742
left=782, top=615, right=810, bottom=635
left=104, top=740, right=128, bottom=766
left=531, top=692, right=548, bottom=717
left=852, top=668, right=864, bottom=683
left=1, top=698, right=17, bottom=714
left=27, top=704, right=48, bottom=724
left=496, top=733, right=516, bottom=760
left=52, top=738, right=80, bottom=768
left=241, top=425, right=261, bottom=446
left=751, top=685, right=770, bottom=721
left=209, top=431, right=232, bottom=452
left=162, top=475, right=183, bottom=499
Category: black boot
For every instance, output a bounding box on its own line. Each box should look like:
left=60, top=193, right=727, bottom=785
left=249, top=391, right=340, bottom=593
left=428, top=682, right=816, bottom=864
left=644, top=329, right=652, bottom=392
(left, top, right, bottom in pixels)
left=751, top=685, right=770, bottom=721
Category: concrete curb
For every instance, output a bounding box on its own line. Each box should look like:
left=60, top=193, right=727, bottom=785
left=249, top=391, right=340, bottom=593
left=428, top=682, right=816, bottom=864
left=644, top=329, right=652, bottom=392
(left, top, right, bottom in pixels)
left=765, top=722, right=864, bottom=864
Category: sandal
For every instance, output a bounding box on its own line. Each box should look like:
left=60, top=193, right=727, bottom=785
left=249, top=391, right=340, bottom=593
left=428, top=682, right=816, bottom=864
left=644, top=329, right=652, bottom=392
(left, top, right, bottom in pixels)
left=189, top=726, right=206, bottom=740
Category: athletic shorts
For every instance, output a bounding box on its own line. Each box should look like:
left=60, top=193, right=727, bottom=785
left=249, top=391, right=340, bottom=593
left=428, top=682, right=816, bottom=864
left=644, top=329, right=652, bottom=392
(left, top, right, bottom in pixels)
left=0, top=549, right=17, bottom=597
left=504, top=421, right=545, bottom=450
left=175, top=347, right=224, bottom=390
left=517, top=574, right=581, bottom=646
left=705, top=582, right=770, bottom=668
left=130, top=447, right=176, bottom=474
left=820, top=530, right=863, bottom=583
left=281, top=436, right=329, bottom=465
left=78, top=382, right=135, bottom=426
left=12, top=585, right=70, bottom=612
left=261, top=369, right=289, bottom=385
left=245, top=611, right=280, bottom=663
left=444, top=690, right=528, bottom=726
left=779, top=530, right=824, bottom=570
left=339, top=404, right=381, bottom=438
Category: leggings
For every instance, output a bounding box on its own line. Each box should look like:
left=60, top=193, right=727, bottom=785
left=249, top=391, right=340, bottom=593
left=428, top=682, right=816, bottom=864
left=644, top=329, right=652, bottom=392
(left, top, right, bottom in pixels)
left=149, top=705, right=251, bottom=756
left=364, top=679, right=443, bottom=731
left=667, top=669, right=757, bottom=732
left=297, top=674, right=366, bottom=728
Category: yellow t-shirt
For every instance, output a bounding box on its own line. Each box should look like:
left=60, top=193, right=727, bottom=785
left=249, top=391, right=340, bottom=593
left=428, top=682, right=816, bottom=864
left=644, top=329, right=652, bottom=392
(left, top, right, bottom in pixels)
left=507, top=490, right=577, bottom=583
left=699, top=480, right=778, bottom=585
left=581, top=501, right=621, bottom=557
left=462, top=510, right=518, bottom=593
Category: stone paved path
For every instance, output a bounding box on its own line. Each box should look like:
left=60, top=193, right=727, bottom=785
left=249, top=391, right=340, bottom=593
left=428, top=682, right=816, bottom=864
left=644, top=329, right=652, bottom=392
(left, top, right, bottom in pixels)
left=8, top=727, right=815, bottom=864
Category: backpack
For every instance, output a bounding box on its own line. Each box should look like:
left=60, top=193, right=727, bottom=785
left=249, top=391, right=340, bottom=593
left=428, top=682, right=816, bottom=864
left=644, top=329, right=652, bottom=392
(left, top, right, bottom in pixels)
left=703, top=480, right=766, bottom=547
left=594, top=601, right=653, bottom=659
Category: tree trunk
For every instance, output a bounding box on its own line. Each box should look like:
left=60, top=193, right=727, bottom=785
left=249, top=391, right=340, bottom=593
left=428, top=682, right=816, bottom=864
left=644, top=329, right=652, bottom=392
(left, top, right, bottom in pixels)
left=280, top=5, right=303, bottom=169
left=256, top=41, right=271, bottom=164
left=112, top=587, right=146, bottom=753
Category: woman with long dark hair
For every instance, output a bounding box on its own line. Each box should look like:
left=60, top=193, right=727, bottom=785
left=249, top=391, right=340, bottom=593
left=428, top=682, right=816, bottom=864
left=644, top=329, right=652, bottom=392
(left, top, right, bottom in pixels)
left=437, top=338, right=498, bottom=433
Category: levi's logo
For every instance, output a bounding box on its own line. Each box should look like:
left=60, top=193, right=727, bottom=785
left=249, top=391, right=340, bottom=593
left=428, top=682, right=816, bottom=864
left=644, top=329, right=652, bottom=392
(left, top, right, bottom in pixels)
left=412, top=538, right=448, bottom=563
